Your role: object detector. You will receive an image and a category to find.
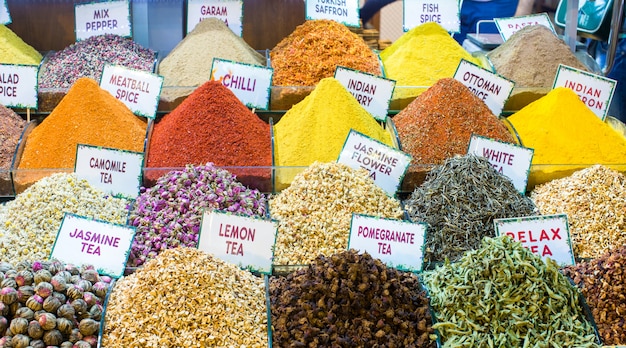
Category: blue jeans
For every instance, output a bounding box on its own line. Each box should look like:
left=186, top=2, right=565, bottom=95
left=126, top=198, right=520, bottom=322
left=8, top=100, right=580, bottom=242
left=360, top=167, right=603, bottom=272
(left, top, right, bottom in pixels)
left=453, top=0, right=519, bottom=44
left=589, top=38, right=626, bottom=121
left=360, top=0, right=397, bottom=24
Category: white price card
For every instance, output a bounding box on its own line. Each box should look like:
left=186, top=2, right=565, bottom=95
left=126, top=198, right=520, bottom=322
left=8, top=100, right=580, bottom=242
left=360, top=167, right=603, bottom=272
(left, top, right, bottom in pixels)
left=305, top=0, right=360, bottom=27
left=494, top=13, right=555, bottom=41
left=403, top=0, right=460, bottom=33
left=337, top=130, right=412, bottom=196
left=198, top=210, right=278, bottom=274
left=467, top=135, right=533, bottom=194
left=334, top=66, right=396, bottom=122
left=210, top=58, right=272, bottom=109
left=75, top=0, right=132, bottom=41
left=74, top=144, right=144, bottom=199
left=187, top=0, right=243, bottom=36
left=0, top=0, right=11, bottom=25
left=100, top=64, right=163, bottom=119
left=494, top=214, right=575, bottom=266
left=51, top=213, right=136, bottom=278
left=553, top=64, right=616, bottom=121
left=0, top=64, right=38, bottom=109
left=453, top=59, right=514, bottom=116
left=348, top=214, right=427, bottom=272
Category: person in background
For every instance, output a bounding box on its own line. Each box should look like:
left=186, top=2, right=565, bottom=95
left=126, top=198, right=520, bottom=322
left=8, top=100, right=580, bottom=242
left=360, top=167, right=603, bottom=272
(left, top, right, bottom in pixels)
left=454, top=0, right=535, bottom=44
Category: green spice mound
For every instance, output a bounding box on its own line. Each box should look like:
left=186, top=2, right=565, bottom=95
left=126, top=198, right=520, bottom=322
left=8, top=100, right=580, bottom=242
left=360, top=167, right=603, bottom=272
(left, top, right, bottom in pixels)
left=423, top=236, right=600, bottom=348
left=0, top=25, right=42, bottom=65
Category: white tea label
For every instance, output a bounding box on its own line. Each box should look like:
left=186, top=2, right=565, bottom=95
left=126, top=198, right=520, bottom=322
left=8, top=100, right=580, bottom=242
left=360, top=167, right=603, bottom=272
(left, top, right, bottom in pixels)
left=403, top=0, right=460, bottom=33
left=0, top=1, right=10, bottom=25
left=75, top=0, right=132, bottom=40
left=494, top=13, right=555, bottom=41
left=0, top=64, right=38, bottom=109
left=187, top=0, right=243, bottom=36
left=100, top=64, right=163, bottom=119
left=210, top=58, right=272, bottom=109
left=453, top=59, right=514, bottom=116
left=553, top=64, right=616, bottom=121
left=335, top=66, right=395, bottom=122
left=305, top=0, right=360, bottom=27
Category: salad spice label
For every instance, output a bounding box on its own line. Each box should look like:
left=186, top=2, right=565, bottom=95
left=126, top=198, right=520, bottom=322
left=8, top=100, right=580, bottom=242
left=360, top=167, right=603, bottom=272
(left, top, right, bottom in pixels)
left=0, top=25, right=42, bottom=65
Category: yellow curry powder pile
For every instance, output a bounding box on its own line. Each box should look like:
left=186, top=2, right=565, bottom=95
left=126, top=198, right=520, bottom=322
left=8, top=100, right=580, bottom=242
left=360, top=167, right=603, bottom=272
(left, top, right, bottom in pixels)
left=508, top=87, right=626, bottom=164
left=0, top=25, right=42, bottom=65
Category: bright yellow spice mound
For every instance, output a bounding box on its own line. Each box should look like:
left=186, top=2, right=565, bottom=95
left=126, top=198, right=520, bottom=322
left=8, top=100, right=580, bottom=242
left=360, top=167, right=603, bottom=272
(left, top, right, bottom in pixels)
left=0, top=25, right=42, bottom=65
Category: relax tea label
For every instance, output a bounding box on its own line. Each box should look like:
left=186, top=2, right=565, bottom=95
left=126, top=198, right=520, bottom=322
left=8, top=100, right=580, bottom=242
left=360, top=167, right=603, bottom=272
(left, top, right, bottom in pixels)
left=51, top=213, right=136, bottom=278
left=348, top=214, right=427, bottom=272
left=0, top=1, right=10, bottom=25
left=404, top=0, right=460, bottom=33
left=0, top=64, right=38, bottom=109
left=100, top=64, right=163, bottom=119
left=74, top=144, right=144, bottom=199
left=305, top=0, right=360, bottom=27
left=494, top=214, right=575, bottom=266
left=453, top=59, right=514, bottom=116
left=467, top=135, right=533, bottom=194
left=337, top=130, right=412, bottom=196
left=334, top=66, right=396, bottom=122
left=210, top=58, right=272, bottom=109
left=75, top=0, right=132, bottom=41
left=198, top=210, right=278, bottom=274
left=494, top=13, right=555, bottom=41
left=553, top=64, right=616, bottom=121
left=187, top=0, right=244, bottom=36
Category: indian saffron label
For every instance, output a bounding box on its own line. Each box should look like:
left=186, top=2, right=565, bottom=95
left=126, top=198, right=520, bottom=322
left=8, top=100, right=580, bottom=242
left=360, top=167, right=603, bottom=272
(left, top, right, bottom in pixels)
left=0, top=64, right=38, bottom=109
left=186, top=0, right=243, bottom=36
left=494, top=214, right=575, bottom=266
left=494, top=13, right=555, bottom=41
left=334, top=66, right=396, bottom=122
left=305, top=0, right=360, bottom=27
left=404, top=0, right=460, bottom=33
left=453, top=59, right=514, bottom=116
left=100, top=64, right=163, bottom=119
left=348, top=214, right=427, bottom=272
left=467, top=135, right=533, bottom=194
left=74, top=144, right=144, bottom=199
left=553, top=64, right=616, bottom=121
left=0, top=1, right=11, bottom=25
left=51, top=213, right=136, bottom=278
left=75, top=0, right=132, bottom=41
left=198, top=210, right=278, bottom=274
left=210, top=58, right=273, bottom=109
left=337, top=130, right=412, bottom=196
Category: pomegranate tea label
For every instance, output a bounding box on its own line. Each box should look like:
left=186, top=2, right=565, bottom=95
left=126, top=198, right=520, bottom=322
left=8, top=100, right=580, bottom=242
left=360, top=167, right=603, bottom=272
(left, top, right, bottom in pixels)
left=210, top=58, right=272, bottom=109
left=100, top=64, right=163, bottom=119
left=335, top=66, right=396, bottom=122
left=453, top=59, right=514, bottom=116
left=75, top=0, right=132, bottom=40
left=0, top=64, right=38, bottom=109
left=187, top=0, right=243, bottom=36
left=305, top=0, right=360, bottom=27
left=494, top=13, right=554, bottom=41
left=404, top=0, right=460, bottom=33
left=553, top=64, right=616, bottom=121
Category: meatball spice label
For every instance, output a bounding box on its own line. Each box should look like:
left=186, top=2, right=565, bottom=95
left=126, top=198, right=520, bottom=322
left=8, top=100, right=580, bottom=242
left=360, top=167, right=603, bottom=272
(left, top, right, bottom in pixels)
left=553, top=64, right=616, bottom=121
left=494, top=214, right=576, bottom=266
left=0, top=1, right=9, bottom=25
left=51, top=213, right=136, bottom=278
left=403, top=0, right=460, bottom=33
left=494, top=13, right=555, bottom=41
left=337, top=129, right=412, bottom=196
left=198, top=210, right=277, bottom=274
left=334, top=66, right=396, bottom=122
left=467, top=134, right=533, bottom=194
left=305, top=0, right=360, bottom=27
left=74, top=0, right=132, bottom=41
left=186, top=0, right=244, bottom=36
left=0, top=64, right=37, bottom=108
left=210, top=58, right=272, bottom=109
left=348, top=214, right=427, bottom=272
left=453, top=59, right=514, bottom=116
left=74, top=144, right=144, bottom=199
left=99, top=64, right=163, bottom=119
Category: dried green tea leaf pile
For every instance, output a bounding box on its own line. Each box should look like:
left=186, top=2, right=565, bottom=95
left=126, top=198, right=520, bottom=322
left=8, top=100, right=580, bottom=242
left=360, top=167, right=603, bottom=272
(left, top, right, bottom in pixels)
left=404, top=155, right=537, bottom=264
left=423, top=236, right=600, bottom=347
left=270, top=250, right=436, bottom=347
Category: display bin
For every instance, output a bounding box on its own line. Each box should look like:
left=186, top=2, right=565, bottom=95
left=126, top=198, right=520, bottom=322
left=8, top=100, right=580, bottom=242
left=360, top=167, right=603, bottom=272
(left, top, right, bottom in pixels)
left=0, top=169, right=13, bottom=198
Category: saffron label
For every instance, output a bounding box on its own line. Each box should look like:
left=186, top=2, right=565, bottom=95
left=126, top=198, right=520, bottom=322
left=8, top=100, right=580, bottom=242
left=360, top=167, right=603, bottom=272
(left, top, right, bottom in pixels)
left=494, top=13, right=555, bottom=41
left=187, top=0, right=243, bottom=36
left=100, top=64, right=163, bottom=119
left=74, top=144, right=144, bottom=199
left=348, top=214, right=427, bottom=272
left=75, top=0, right=132, bottom=41
left=467, top=134, right=533, bottom=194
left=0, top=64, right=38, bottom=109
left=51, top=213, right=136, bottom=278
left=494, top=214, right=575, bottom=266
left=453, top=59, right=514, bottom=116
left=0, top=1, right=10, bottom=25
left=210, top=58, right=272, bottom=109
left=334, top=66, right=396, bottom=122
left=553, top=64, right=616, bottom=121
left=337, top=130, right=412, bottom=196
left=198, top=210, right=278, bottom=274
left=404, top=0, right=460, bottom=33
left=305, top=0, right=360, bottom=27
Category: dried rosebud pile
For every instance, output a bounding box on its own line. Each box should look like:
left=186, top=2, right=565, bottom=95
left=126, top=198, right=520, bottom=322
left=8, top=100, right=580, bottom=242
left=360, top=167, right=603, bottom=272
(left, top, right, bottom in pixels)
left=270, top=250, right=436, bottom=347
left=128, top=163, right=268, bottom=267
left=563, top=245, right=626, bottom=345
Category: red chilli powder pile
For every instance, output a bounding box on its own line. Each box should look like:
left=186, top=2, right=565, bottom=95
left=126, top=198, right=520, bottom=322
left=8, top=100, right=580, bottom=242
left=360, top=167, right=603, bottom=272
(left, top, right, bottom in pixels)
left=146, top=81, right=272, bottom=191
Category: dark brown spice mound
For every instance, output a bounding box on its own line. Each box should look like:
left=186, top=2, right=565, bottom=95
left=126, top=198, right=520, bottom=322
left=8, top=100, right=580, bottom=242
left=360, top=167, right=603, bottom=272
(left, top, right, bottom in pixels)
left=0, top=105, right=26, bottom=195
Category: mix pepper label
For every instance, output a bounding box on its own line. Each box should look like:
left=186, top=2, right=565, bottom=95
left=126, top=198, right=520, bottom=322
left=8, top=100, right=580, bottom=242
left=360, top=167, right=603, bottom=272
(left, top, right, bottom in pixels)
left=403, top=0, right=460, bottom=33
left=186, top=0, right=244, bottom=36
left=334, top=66, right=396, bottom=122
left=453, top=59, right=514, bottom=116
left=305, top=0, right=360, bottom=27
left=0, top=64, right=38, bottom=109
left=494, top=13, right=555, bottom=41
left=75, top=0, right=132, bottom=41
left=100, top=64, right=163, bottom=119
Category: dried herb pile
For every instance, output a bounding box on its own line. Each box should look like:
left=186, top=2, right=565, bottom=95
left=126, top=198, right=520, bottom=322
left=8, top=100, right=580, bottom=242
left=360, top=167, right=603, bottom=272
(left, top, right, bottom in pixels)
left=404, top=155, right=537, bottom=264
left=0, top=24, right=42, bottom=65
left=270, top=250, right=436, bottom=347
left=563, top=246, right=626, bottom=345
left=423, top=236, right=600, bottom=347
